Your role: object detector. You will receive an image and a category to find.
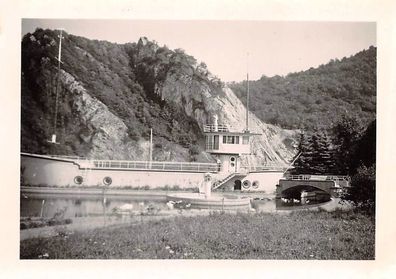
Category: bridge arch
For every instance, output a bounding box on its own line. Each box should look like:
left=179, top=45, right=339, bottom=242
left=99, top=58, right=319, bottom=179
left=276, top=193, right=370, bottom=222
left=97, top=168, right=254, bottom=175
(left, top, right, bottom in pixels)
left=281, top=184, right=330, bottom=199
left=277, top=178, right=340, bottom=202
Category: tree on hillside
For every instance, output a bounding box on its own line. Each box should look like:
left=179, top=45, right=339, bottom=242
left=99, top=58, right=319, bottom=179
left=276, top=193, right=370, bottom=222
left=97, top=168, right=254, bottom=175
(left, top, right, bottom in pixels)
left=292, top=129, right=336, bottom=175
left=340, top=119, right=376, bottom=213
left=291, top=131, right=313, bottom=174
left=229, top=46, right=376, bottom=131
left=309, top=129, right=336, bottom=174
left=352, top=120, right=376, bottom=171
left=331, top=115, right=363, bottom=175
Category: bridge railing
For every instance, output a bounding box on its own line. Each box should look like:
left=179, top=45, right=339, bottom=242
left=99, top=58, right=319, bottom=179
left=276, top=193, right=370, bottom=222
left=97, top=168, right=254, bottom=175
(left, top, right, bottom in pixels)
left=284, top=174, right=350, bottom=181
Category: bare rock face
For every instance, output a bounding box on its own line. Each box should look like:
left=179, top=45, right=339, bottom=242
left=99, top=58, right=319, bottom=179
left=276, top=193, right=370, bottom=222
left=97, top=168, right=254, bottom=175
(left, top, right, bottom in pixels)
left=161, top=73, right=219, bottom=129
left=213, top=87, right=296, bottom=166
left=23, top=31, right=296, bottom=164
left=61, top=64, right=296, bottom=164
left=61, top=70, right=149, bottom=160
left=160, top=71, right=297, bottom=165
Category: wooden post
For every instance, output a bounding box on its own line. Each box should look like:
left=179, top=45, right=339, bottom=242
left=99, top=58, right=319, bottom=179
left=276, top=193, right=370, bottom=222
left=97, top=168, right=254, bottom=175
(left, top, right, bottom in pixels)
left=149, top=128, right=153, bottom=168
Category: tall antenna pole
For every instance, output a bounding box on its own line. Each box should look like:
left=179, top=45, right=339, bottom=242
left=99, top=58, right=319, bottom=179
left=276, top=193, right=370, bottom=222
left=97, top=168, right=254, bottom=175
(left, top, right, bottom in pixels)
left=245, top=52, right=250, bottom=132
left=50, top=29, right=64, bottom=144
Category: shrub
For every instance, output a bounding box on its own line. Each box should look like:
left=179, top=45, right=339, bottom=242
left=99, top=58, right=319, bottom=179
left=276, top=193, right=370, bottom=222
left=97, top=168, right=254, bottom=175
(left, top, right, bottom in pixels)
left=154, top=143, right=163, bottom=149
left=188, top=145, right=200, bottom=156
left=342, top=164, right=375, bottom=213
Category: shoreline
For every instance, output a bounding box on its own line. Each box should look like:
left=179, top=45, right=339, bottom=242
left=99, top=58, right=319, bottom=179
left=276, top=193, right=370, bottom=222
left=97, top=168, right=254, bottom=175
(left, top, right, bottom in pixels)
left=20, top=186, right=275, bottom=199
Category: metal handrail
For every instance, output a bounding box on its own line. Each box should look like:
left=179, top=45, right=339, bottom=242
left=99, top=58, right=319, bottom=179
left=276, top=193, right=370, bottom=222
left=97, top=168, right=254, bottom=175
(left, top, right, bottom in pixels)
left=90, top=159, right=218, bottom=172
left=204, top=124, right=236, bottom=133
left=240, top=164, right=287, bottom=171
left=285, top=174, right=350, bottom=181
left=205, top=144, right=219, bottom=150
left=50, top=155, right=87, bottom=160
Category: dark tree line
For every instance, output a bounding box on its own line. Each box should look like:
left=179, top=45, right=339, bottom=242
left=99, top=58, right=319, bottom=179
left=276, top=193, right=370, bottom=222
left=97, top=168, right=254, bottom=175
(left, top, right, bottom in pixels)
left=291, top=116, right=376, bottom=212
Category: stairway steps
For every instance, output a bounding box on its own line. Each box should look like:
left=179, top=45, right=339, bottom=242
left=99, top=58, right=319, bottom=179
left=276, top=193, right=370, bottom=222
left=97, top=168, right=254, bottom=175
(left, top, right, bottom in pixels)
left=212, top=173, right=246, bottom=190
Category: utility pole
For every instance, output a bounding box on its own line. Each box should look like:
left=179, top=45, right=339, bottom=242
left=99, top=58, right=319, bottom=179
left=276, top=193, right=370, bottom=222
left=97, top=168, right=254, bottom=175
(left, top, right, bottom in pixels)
left=49, top=29, right=64, bottom=145
left=245, top=52, right=250, bottom=133
left=149, top=128, right=153, bottom=168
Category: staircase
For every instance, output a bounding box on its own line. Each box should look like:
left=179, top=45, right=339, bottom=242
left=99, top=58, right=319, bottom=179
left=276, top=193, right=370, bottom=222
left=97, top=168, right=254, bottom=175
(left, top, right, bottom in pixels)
left=212, top=172, right=246, bottom=190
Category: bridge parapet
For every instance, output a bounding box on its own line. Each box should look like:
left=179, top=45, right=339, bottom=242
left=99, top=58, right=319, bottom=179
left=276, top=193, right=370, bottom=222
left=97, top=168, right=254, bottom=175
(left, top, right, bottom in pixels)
left=285, top=174, right=350, bottom=182
left=277, top=176, right=347, bottom=198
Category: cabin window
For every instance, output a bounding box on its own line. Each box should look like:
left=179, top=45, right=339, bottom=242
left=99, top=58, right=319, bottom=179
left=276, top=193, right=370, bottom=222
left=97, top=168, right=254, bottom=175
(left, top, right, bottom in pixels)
left=242, top=136, right=249, bottom=145
left=227, top=136, right=233, bottom=144
left=224, top=136, right=239, bottom=144
left=213, top=135, right=219, bottom=149
left=206, top=135, right=219, bottom=150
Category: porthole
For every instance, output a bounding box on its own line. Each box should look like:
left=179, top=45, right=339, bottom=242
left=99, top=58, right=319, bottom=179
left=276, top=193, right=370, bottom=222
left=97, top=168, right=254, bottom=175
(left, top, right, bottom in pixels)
left=74, top=176, right=83, bottom=185
left=242, top=180, right=251, bottom=189
left=230, top=157, right=236, bottom=162
left=252, top=180, right=259, bottom=189
left=103, top=176, right=112, bottom=186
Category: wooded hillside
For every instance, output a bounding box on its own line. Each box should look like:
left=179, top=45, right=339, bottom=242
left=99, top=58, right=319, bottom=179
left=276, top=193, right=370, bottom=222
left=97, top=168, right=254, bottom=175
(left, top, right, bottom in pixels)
left=230, top=46, right=376, bottom=131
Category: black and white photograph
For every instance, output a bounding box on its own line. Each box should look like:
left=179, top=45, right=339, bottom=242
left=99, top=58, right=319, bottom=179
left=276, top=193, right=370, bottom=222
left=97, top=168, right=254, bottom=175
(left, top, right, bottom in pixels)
left=19, top=18, right=376, bottom=260
left=1, top=0, right=395, bottom=278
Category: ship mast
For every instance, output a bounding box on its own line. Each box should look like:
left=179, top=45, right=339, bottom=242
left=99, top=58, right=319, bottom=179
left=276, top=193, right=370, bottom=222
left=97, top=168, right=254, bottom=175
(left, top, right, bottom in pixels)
left=49, top=29, right=64, bottom=144
left=245, top=52, right=250, bottom=133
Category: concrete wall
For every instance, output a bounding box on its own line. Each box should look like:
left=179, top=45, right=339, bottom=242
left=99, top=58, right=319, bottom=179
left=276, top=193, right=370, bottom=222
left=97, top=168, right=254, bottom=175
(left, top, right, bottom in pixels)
left=220, top=171, right=284, bottom=194
left=21, top=154, right=284, bottom=192
left=21, top=155, right=205, bottom=188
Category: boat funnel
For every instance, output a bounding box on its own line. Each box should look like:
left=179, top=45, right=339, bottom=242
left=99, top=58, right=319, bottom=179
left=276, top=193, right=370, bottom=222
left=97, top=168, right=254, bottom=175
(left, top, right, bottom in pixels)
left=213, top=115, right=218, bottom=132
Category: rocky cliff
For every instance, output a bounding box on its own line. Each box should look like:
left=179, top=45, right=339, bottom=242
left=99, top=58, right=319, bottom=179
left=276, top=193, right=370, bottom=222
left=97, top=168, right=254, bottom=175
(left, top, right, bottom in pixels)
left=21, top=29, right=296, bottom=164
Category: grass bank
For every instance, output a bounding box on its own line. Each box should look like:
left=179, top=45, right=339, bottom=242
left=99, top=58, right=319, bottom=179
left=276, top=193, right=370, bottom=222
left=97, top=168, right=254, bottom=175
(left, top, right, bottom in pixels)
left=20, top=210, right=374, bottom=260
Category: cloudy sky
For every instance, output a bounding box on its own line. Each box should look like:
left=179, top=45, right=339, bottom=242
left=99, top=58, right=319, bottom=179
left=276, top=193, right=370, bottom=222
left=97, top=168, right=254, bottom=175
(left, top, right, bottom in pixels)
left=22, top=19, right=375, bottom=82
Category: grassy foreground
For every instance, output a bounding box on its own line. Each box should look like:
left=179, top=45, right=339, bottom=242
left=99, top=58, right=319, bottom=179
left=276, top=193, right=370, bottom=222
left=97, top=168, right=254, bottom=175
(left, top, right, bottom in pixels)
left=20, top=210, right=375, bottom=260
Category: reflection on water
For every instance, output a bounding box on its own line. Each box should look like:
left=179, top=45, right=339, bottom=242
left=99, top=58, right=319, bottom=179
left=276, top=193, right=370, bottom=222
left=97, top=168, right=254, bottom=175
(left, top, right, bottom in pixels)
left=20, top=194, right=167, bottom=219
left=21, top=192, right=346, bottom=221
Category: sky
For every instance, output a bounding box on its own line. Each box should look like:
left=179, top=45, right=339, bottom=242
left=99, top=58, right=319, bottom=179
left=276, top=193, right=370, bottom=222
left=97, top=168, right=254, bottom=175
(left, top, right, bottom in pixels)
left=22, top=19, right=376, bottom=82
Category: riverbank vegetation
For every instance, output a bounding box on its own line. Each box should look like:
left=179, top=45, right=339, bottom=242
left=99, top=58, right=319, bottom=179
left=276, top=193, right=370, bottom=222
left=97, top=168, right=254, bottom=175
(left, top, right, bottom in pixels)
left=291, top=116, right=376, bottom=213
left=20, top=216, right=72, bottom=230
left=20, top=209, right=374, bottom=259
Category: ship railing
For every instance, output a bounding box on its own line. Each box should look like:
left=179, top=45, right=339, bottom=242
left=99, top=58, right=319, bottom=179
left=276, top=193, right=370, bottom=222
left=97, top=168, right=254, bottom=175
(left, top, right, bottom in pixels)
left=240, top=164, right=287, bottom=172
left=50, top=155, right=87, bottom=160
left=90, top=160, right=218, bottom=172
left=204, top=124, right=239, bottom=133
left=205, top=143, right=219, bottom=150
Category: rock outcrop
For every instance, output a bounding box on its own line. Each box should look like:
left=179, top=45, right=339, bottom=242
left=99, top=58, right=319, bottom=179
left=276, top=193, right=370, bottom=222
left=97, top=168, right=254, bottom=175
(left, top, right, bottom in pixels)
left=60, top=70, right=149, bottom=160
left=21, top=29, right=297, bottom=164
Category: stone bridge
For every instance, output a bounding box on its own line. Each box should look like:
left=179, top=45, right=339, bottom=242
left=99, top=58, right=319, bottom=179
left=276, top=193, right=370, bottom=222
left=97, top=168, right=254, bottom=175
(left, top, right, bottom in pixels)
left=276, top=175, right=349, bottom=199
